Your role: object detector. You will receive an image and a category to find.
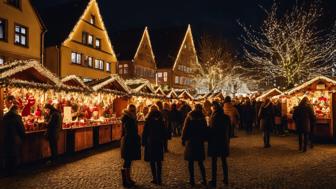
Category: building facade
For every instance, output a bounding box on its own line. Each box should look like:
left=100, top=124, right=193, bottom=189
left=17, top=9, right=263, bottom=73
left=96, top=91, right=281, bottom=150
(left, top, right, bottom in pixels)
left=40, top=0, right=117, bottom=80
left=0, top=0, right=45, bottom=65
left=153, top=25, right=203, bottom=89
left=113, top=27, right=156, bottom=84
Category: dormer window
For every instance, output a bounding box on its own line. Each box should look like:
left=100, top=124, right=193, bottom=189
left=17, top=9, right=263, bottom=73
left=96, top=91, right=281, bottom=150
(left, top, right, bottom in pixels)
left=90, top=15, right=95, bottom=25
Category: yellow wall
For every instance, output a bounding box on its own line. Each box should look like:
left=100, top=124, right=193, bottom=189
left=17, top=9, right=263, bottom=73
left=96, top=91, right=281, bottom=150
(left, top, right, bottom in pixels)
left=0, top=0, right=43, bottom=62
left=51, top=0, right=117, bottom=79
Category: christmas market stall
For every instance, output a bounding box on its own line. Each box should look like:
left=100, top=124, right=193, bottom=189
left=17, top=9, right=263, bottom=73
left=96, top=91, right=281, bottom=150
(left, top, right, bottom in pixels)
left=209, top=91, right=225, bottom=101
left=0, top=60, right=65, bottom=164
left=153, top=86, right=166, bottom=98
left=66, top=75, right=130, bottom=151
left=166, top=88, right=178, bottom=99
left=256, top=88, right=283, bottom=102
left=283, top=76, right=336, bottom=140
left=177, top=89, right=194, bottom=101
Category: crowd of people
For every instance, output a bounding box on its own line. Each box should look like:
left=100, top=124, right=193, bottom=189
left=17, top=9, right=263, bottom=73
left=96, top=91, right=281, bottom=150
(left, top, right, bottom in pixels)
left=119, top=95, right=316, bottom=188
left=2, top=93, right=316, bottom=187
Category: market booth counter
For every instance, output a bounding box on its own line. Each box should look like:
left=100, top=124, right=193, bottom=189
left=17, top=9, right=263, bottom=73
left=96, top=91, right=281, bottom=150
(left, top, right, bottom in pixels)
left=0, top=60, right=67, bottom=165
left=282, top=76, right=336, bottom=141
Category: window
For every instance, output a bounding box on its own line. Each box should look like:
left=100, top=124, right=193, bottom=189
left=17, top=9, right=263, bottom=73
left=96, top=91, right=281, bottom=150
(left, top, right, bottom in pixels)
left=86, top=56, right=93, bottom=67
left=71, top=52, right=81, bottom=64
left=88, top=34, right=93, bottom=46
left=99, top=60, right=104, bottom=70
left=0, top=56, right=4, bottom=65
left=106, top=62, right=111, bottom=72
left=7, top=0, right=20, bottom=8
left=90, top=15, right=95, bottom=25
left=118, top=64, right=123, bottom=74
left=82, top=32, right=87, bottom=44
left=95, top=38, right=101, bottom=49
left=175, top=76, right=179, bottom=84
left=0, top=19, right=7, bottom=41
left=163, top=72, right=168, bottom=82
left=124, top=64, right=128, bottom=74
left=157, top=72, right=162, bottom=78
left=95, top=59, right=99, bottom=69
left=14, top=24, right=28, bottom=46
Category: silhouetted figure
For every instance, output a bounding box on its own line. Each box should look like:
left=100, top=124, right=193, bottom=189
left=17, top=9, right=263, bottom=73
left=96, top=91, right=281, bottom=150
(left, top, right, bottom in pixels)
left=208, top=101, right=231, bottom=187
left=142, top=105, right=166, bottom=185
left=169, top=104, right=182, bottom=136
left=223, top=96, right=240, bottom=138
left=3, top=95, right=25, bottom=176
left=258, top=99, right=274, bottom=148
left=120, top=105, right=141, bottom=188
left=292, top=97, right=316, bottom=152
left=179, top=101, right=192, bottom=136
left=182, top=104, right=207, bottom=186
left=243, top=98, right=255, bottom=134
left=44, top=104, right=62, bottom=163
left=162, top=103, right=171, bottom=152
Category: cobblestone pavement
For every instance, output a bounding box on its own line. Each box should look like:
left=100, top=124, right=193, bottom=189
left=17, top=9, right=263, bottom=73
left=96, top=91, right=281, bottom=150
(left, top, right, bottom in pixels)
left=1, top=131, right=336, bottom=189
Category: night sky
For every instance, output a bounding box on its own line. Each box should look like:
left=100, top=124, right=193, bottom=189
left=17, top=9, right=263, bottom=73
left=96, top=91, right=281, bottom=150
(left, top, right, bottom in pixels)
left=32, top=0, right=336, bottom=53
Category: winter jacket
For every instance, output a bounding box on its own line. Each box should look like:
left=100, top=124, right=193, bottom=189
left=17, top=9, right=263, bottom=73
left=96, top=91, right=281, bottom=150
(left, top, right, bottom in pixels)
left=142, top=110, right=165, bottom=162
left=182, top=110, right=207, bottom=161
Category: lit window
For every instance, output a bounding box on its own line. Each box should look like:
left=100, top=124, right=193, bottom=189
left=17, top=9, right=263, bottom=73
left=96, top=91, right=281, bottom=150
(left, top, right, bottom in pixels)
left=7, top=0, right=20, bottom=8
left=95, top=38, right=101, bottom=49
left=0, top=19, right=7, bottom=41
left=157, top=72, right=162, bottom=77
left=99, top=60, right=104, bottom=70
left=124, top=64, right=128, bottom=74
left=0, top=56, right=4, bottom=65
left=175, top=76, right=179, bottom=84
left=163, top=72, right=168, bottom=82
left=118, top=64, right=123, bottom=74
left=87, top=56, right=93, bottom=67
left=14, top=24, right=28, bottom=46
left=88, top=34, right=93, bottom=46
left=71, top=52, right=81, bottom=64
left=90, top=15, right=95, bottom=25
left=95, top=59, right=99, bottom=69
left=106, top=62, right=111, bottom=72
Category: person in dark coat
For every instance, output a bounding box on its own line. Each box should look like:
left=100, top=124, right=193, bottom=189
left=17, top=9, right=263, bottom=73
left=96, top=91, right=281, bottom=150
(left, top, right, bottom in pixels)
left=179, top=101, right=192, bottom=136
left=169, top=103, right=182, bottom=136
left=208, top=101, right=231, bottom=187
left=120, top=104, right=141, bottom=187
left=242, top=98, right=255, bottom=134
left=3, top=95, right=25, bottom=176
left=142, top=105, right=166, bottom=185
left=162, top=102, right=172, bottom=152
left=182, top=104, right=207, bottom=186
left=292, top=97, right=316, bottom=152
left=258, top=98, right=274, bottom=148
left=44, top=104, right=62, bottom=163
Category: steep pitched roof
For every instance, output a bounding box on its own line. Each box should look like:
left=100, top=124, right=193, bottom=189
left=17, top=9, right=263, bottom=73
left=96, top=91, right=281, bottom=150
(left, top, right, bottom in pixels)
left=110, top=28, right=144, bottom=60
left=36, top=0, right=89, bottom=46
left=149, top=26, right=187, bottom=69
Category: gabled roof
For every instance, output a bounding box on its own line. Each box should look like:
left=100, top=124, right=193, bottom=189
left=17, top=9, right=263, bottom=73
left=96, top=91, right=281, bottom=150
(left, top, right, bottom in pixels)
left=36, top=0, right=89, bottom=46
left=166, top=89, right=178, bottom=98
left=89, top=75, right=130, bottom=94
left=0, top=60, right=61, bottom=88
left=150, top=26, right=188, bottom=69
left=154, top=86, right=166, bottom=96
left=286, top=76, right=336, bottom=95
left=178, top=90, right=194, bottom=100
left=125, top=79, right=155, bottom=95
left=61, top=75, right=91, bottom=91
left=256, top=88, right=283, bottom=101
left=111, top=28, right=144, bottom=60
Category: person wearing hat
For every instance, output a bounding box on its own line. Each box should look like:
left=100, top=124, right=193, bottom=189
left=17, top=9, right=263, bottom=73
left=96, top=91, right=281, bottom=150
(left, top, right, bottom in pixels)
left=208, top=101, right=231, bottom=187
left=3, top=95, right=25, bottom=176
left=44, top=103, right=62, bottom=163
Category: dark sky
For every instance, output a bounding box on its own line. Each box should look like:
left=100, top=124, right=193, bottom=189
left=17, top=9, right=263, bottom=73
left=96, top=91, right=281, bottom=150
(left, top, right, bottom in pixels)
left=33, top=0, right=336, bottom=53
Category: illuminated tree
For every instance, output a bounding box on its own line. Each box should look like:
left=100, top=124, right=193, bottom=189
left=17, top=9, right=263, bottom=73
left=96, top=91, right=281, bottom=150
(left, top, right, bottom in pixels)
left=196, top=35, right=248, bottom=94
left=240, top=1, right=336, bottom=88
